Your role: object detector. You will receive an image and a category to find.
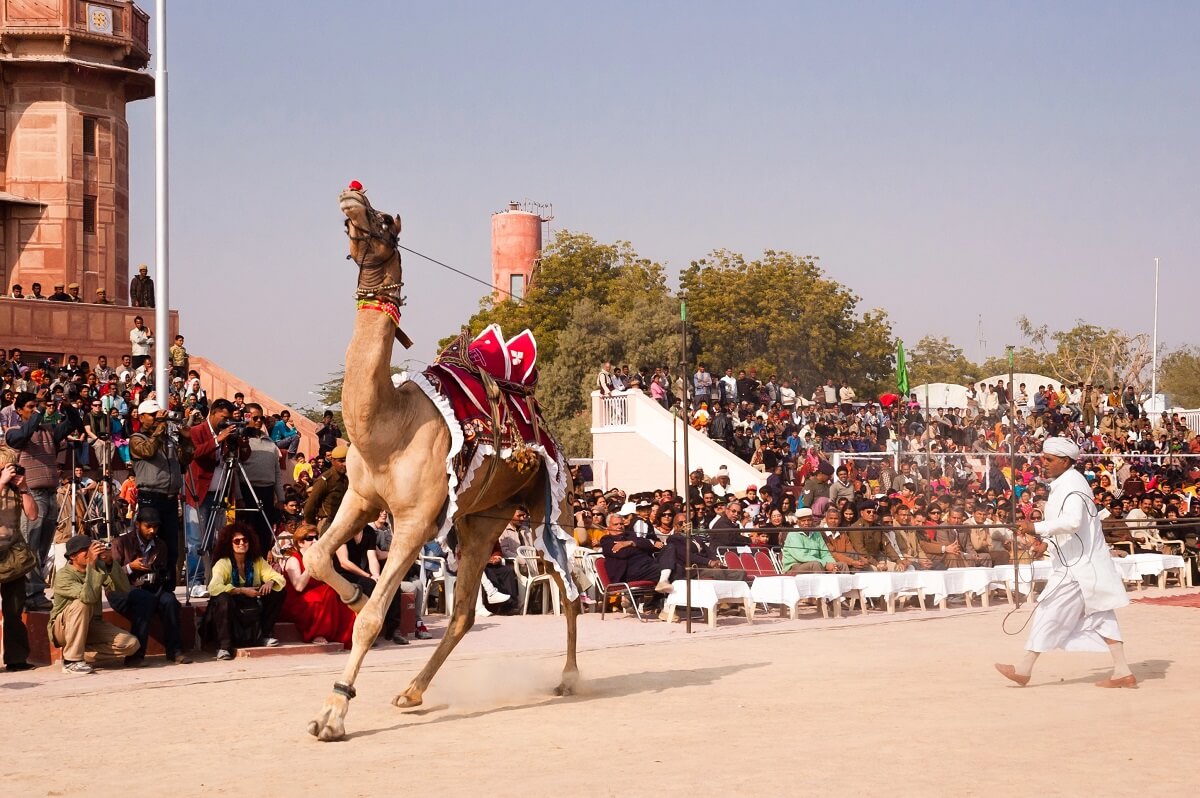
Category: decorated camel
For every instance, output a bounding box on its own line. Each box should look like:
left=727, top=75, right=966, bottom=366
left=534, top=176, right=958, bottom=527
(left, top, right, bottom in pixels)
left=303, top=183, right=580, bottom=742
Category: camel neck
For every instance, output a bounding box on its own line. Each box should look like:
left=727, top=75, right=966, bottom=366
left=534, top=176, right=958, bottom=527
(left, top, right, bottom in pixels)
left=341, top=306, right=398, bottom=440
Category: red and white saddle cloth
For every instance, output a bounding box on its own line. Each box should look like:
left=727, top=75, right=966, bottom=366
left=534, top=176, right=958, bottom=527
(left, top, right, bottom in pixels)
left=395, top=324, right=577, bottom=599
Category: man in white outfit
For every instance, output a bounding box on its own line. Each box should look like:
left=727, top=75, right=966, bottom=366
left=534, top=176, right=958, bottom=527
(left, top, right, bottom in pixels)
left=995, top=437, right=1135, bottom=688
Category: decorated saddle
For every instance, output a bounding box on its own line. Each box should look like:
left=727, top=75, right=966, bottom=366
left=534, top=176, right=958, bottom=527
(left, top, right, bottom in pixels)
left=420, top=324, right=559, bottom=470
left=397, top=324, right=577, bottom=601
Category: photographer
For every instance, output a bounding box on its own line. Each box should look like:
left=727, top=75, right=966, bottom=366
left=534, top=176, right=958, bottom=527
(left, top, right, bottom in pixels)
left=182, top=398, right=241, bottom=598
left=50, top=535, right=139, bottom=674
left=0, top=445, right=40, bottom=672
left=107, top=507, right=189, bottom=664
left=238, top=403, right=285, bottom=555
left=1, top=390, right=84, bottom=610
left=129, top=400, right=185, bottom=588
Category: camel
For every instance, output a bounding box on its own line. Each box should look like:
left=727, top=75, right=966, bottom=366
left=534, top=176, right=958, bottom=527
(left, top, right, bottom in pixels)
left=303, top=184, right=580, bottom=742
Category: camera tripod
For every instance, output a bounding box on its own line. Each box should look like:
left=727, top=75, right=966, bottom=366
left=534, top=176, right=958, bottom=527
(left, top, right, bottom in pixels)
left=184, top=442, right=276, bottom=606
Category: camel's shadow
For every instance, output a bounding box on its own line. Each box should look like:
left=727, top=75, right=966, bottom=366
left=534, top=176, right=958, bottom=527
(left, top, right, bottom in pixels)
left=343, top=661, right=769, bottom=740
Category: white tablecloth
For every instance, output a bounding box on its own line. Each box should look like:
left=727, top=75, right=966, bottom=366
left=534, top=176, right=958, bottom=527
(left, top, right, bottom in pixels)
left=914, top=567, right=994, bottom=604
left=749, top=574, right=854, bottom=607
left=851, top=570, right=924, bottom=599
left=1114, top=553, right=1185, bottom=580
left=665, top=579, right=752, bottom=609
left=989, top=561, right=1053, bottom=595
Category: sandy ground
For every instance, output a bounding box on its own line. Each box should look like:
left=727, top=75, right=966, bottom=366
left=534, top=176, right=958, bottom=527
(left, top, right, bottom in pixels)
left=3, top=590, right=1197, bottom=798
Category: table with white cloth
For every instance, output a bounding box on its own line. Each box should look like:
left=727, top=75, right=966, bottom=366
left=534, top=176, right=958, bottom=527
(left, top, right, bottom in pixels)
left=914, top=567, right=995, bottom=609
left=1113, top=553, right=1189, bottom=589
left=849, top=570, right=926, bottom=614
left=663, top=579, right=754, bottom=628
left=750, top=574, right=858, bottom=619
left=989, top=560, right=1054, bottom=602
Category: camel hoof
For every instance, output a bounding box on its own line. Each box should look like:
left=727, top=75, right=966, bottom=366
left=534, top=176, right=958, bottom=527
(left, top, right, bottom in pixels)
left=308, top=697, right=348, bottom=741
left=393, top=692, right=423, bottom=709
left=554, top=683, right=574, bottom=697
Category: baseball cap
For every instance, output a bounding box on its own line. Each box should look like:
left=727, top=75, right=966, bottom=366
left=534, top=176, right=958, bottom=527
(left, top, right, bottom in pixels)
left=137, top=399, right=162, bottom=415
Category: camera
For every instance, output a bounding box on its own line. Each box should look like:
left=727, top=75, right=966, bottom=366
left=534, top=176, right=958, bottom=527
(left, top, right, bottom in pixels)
left=10, top=464, right=24, bottom=476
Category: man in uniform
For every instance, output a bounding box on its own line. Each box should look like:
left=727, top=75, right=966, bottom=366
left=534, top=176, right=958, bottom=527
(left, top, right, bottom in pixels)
left=995, top=437, right=1134, bottom=688
left=129, top=400, right=185, bottom=588
left=67, top=282, right=83, bottom=302
left=48, top=282, right=72, bottom=301
left=304, top=444, right=348, bottom=534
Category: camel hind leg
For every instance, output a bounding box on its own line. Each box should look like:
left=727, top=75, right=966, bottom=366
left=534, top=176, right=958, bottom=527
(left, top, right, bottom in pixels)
left=393, top=515, right=499, bottom=709
left=550, top=568, right=581, bottom=696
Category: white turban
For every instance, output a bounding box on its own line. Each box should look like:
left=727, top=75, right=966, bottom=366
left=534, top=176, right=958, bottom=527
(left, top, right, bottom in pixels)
left=1042, top=436, right=1081, bottom=460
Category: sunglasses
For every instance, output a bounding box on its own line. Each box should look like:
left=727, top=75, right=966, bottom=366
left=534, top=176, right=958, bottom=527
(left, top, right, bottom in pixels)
left=232, top=538, right=249, bottom=545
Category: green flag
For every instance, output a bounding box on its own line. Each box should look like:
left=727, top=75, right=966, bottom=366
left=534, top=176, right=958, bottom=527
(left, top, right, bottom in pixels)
left=896, top=340, right=910, bottom=397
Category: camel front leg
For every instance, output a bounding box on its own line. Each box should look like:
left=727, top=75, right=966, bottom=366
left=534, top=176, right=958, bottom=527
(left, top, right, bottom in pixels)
left=550, top=569, right=581, bottom=696
left=303, top=489, right=378, bottom=612
left=393, top=523, right=494, bottom=709
left=307, top=518, right=422, bottom=742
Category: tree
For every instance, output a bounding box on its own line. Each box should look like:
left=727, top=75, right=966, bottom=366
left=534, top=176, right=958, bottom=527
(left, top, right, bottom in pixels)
left=679, top=249, right=894, bottom=395
left=907, top=335, right=981, bottom=386
left=1017, top=317, right=1152, bottom=390
left=976, top=346, right=1051, bottom=382
left=1159, top=346, right=1200, bottom=408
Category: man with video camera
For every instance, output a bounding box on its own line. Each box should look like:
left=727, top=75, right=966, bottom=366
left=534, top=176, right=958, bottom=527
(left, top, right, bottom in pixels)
left=129, top=399, right=187, bottom=589
left=182, top=398, right=245, bottom=597
left=238, top=403, right=284, bottom=555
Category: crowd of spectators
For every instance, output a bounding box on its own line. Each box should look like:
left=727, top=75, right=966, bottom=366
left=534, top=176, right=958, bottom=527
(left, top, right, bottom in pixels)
left=7, top=263, right=158, bottom=307
left=585, top=359, right=1200, bottom=607
left=0, top=318, right=442, bottom=674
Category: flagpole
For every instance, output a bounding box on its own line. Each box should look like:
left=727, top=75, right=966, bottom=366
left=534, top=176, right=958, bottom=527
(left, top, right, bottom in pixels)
left=153, top=0, right=170, bottom=399
left=1151, top=257, right=1159, bottom=408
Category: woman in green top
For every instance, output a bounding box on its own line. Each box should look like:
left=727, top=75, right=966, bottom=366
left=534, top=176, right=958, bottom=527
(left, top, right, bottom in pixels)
left=203, top=522, right=285, bottom=660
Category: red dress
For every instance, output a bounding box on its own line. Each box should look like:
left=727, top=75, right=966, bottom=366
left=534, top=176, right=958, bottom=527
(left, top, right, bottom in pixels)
left=280, top=551, right=356, bottom=649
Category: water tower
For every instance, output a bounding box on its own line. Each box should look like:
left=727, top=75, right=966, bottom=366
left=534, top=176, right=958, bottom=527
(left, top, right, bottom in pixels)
left=491, top=200, right=552, bottom=301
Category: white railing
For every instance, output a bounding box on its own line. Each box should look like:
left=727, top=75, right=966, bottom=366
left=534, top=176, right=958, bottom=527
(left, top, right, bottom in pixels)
left=595, top=392, right=631, bottom=428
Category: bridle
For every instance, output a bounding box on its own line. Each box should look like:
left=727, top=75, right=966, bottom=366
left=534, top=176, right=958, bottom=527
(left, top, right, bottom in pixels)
left=343, top=197, right=413, bottom=348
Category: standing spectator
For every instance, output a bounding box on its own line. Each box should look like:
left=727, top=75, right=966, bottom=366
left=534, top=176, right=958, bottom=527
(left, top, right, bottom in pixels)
left=27, top=283, right=46, bottom=300
left=0, top=446, right=40, bottom=671
left=9, top=284, right=23, bottom=298
left=718, top=368, right=738, bottom=405
left=595, top=360, right=616, bottom=395
left=270, top=409, right=300, bottom=457
left=129, top=316, right=154, bottom=368
left=130, top=264, right=155, bottom=308
left=238, top=403, right=284, bottom=555
left=48, top=282, right=72, bottom=301
left=168, top=335, right=189, bottom=379
left=67, top=282, right=83, bottom=302
left=693, top=364, right=713, bottom=407
left=183, top=398, right=238, bottom=597
left=128, top=400, right=185, bottom=587
left=93, top=287, right=112, bottom=305
left=303, top=444, right=348, bottom=534
left=2, top=391, right=83, bottom=610
left=316, top=410, right=341, bottom=460
left=49, top=535, right=140, bottom=674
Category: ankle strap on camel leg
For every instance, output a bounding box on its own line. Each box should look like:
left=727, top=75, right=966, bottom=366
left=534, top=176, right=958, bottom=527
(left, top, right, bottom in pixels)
left=333, top=681, right=357, bottom=700
left=343, top=585, right=363, bottom=607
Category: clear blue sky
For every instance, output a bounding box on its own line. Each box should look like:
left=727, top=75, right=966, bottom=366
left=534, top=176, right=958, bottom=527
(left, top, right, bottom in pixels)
left=126, top=1, right=1199, bottom=406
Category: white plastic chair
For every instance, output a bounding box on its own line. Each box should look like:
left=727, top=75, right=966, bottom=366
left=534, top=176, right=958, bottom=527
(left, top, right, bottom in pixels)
left=420, top=555, right=452, bottom=615
left=515, top=545, right=560, bottom=616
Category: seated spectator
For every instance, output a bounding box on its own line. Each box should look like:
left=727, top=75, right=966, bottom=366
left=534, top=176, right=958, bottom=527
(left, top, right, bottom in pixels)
left=599, top=512, right=676, bottom=593
left=280, top=523, right=355, bottom=649
left=821, top=505, right=876, bottom=572
left=371, top=511, right=432, bottom=640
left=707, top=499, right=746, bottom=548
left=49, top=535, right=140, bottom=674
left=480, top=540, right=519, bottom=617
left=270, top=410, right=301, bottom=457
left=889, top=503, right=933, bottom=570
left=107, top=507, right=189, bottom=664
left=334, top=518, right=426, bottom=640
left=781, top=508, right=842, bottom=573
left=204, top=522, right=285, bottom=660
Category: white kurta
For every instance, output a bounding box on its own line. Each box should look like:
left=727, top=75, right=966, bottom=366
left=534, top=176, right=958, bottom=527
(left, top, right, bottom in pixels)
left=1027, top=467, right=1128, bottom=652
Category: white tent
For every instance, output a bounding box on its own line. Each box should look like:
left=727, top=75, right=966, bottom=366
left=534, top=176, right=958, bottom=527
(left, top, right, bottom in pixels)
left=909, top=382, right=970, bottom=409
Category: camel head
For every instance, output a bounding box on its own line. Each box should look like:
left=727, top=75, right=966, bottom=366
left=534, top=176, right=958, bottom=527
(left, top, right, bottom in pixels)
left=339, top=183, right=403, bottom=292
